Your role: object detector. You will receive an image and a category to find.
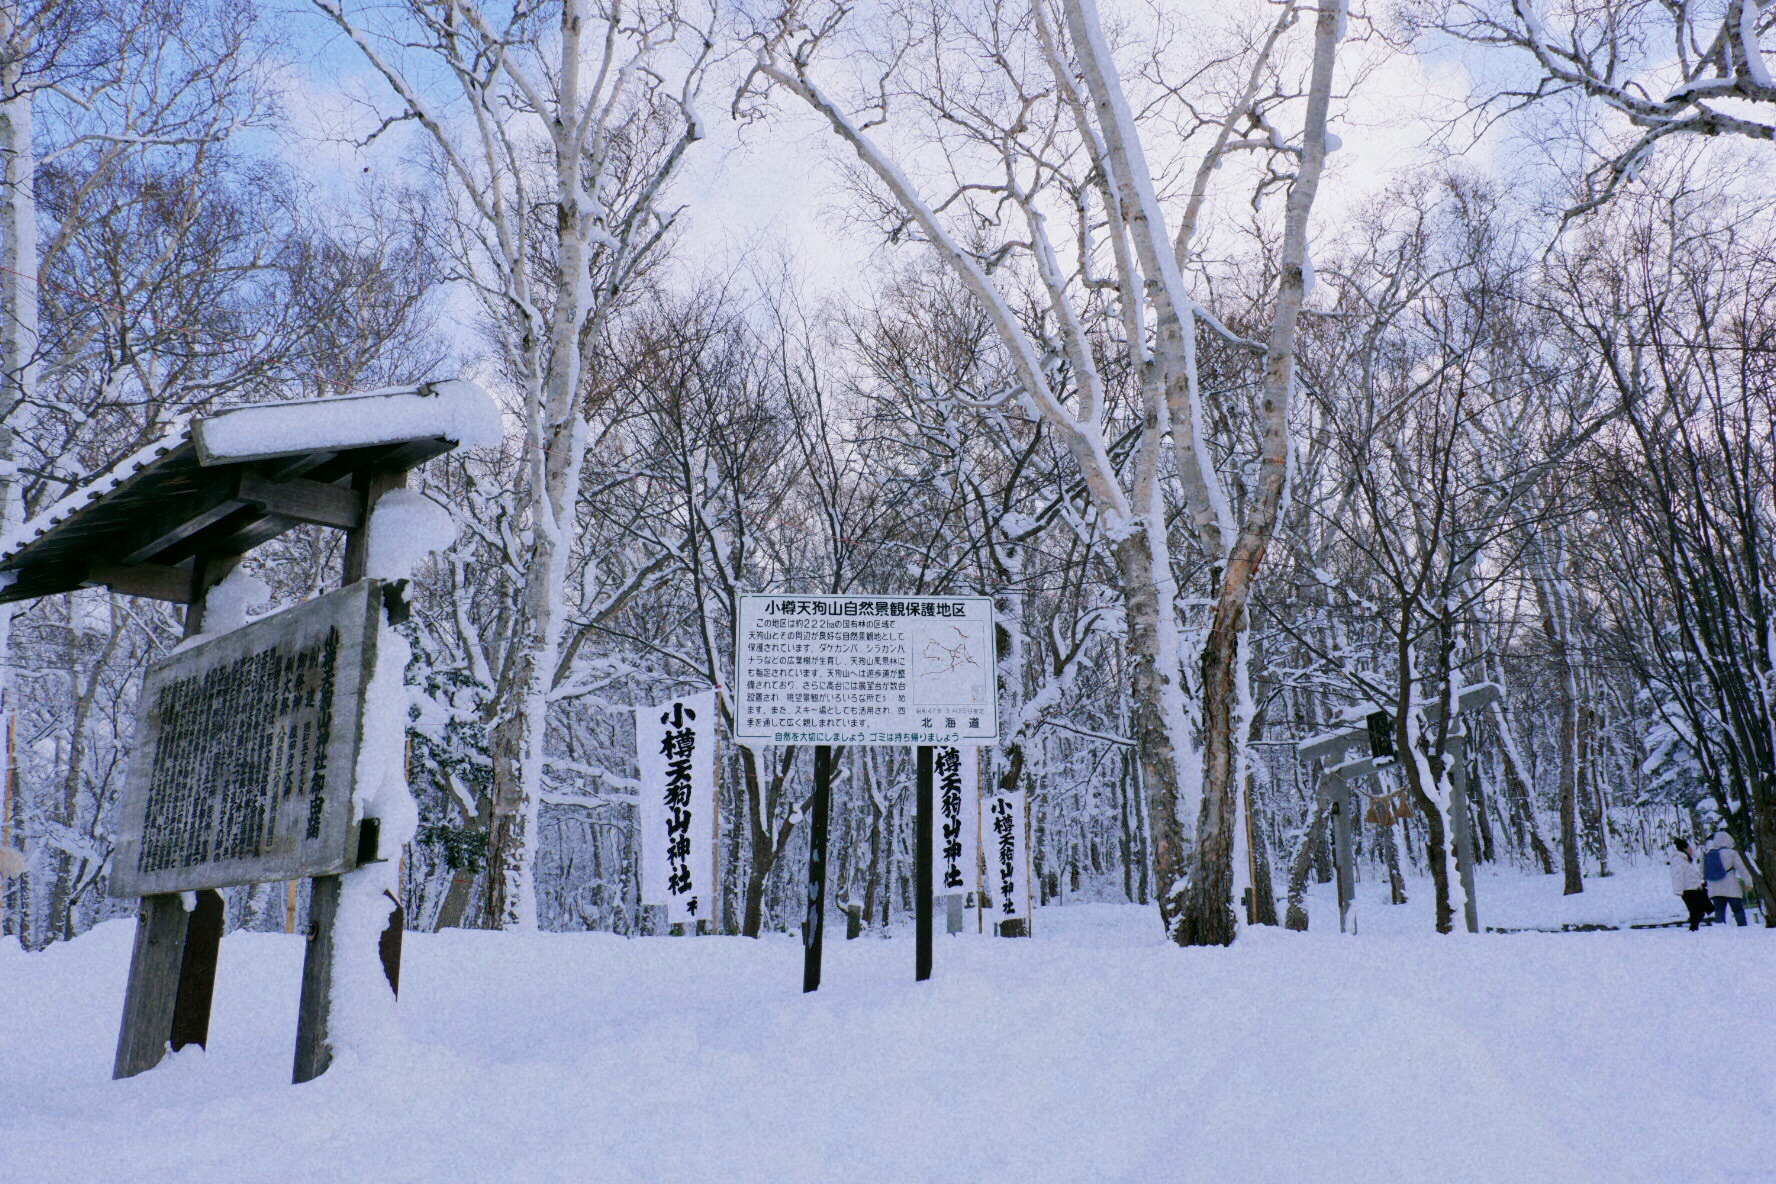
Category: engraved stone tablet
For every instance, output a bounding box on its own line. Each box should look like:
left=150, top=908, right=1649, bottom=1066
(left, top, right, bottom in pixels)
left=109, top=580, right=384, bottom=897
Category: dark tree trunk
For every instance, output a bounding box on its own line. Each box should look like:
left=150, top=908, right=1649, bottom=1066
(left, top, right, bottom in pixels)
left=1381, top=815, right=1408, bottom=905
left=1177, top=574, right=1249, bottom=947
left=1245, top=776, right=1278, bottom=926
left=1284, top=803, right=1330, bottom=931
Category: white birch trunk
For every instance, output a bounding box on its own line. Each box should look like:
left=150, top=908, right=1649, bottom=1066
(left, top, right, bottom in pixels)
left=0, top=3, right=35, bottom=912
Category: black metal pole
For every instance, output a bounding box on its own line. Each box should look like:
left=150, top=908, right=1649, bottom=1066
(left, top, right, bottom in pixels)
left=916, top=744, right=933, bottom=982
left=802, top=745, right=834, bottom=993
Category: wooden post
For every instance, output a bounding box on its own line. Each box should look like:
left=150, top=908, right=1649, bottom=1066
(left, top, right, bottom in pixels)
left=113, top=894, right=192, bottom=1078
left=1024, top=788, right=1034, bottom=937
left=712, top=728, right=722, bottom=936
left=1450, top=733, right=1480, bottom=934
left=915, top=744, right=933, bottom=982
left=113, top=551, right=234, bottom=1079
left=1329, top=769, right=1356, bottom=935
left=977, top=750, right=985, bottom=935
left=802, top=744, right=833, bottom=993
left=292, top=873, right=341, bottom=1083
left=1244, top=772, right=1260, bottom=925
left=293, top=470, right=406, bottom=1081
left=169, top=889, right=225, bottom=1051
left=379, top=889, right=403, bottom=995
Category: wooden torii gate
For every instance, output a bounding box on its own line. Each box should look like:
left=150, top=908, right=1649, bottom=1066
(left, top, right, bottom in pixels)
left=0, top=382, right=491, bottom=1081
left=1294, top=683, right=1501, bottom=934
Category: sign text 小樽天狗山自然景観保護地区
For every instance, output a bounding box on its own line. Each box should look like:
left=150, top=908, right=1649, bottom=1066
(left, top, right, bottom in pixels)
left=733, top=594, right=999, bottom=747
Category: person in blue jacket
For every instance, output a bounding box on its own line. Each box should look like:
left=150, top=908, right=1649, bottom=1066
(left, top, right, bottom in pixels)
left=1701, top=831, right=1755, bottom=927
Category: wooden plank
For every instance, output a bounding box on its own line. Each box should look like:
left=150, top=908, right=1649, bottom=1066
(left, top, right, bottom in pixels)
left=107, top=580, right=383, bottom=898
left=1295, top=683, right=1504, bottom=762
left=1329, top=772, right=1356, bottom=934
left=1328, top=755, right=1381, bottom=780
left=117, top=473, right=249, bottom=565
left=169, top=889, right=224, bottom=1050
left=84, top=562, right=196, bottom=605
left=236, top=472, right=362, bottom=530
left=262, top=451, right=341, bottom=482
left=0, top=561, right=88, bottom=604
left=292, top=873, right=340, bottom=1084
left=363, top=436, right=454, bottom=476
left=112, top=894, right=191, bottom=1078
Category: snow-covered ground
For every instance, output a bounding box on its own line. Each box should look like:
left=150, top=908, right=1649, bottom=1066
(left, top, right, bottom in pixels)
left=4, top=863, right=1771, bottom=1184
left=1302, top=856, right=1739, bottom=934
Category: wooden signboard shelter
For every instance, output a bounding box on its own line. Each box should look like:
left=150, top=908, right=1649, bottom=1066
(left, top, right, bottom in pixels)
left=1294, top=683, right=1502, bottom=935
left=0, top=381, right=490, bottom=1082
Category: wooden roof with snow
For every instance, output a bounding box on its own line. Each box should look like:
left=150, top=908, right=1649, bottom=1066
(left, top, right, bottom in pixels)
left=0, top=381, right=499, bottom=605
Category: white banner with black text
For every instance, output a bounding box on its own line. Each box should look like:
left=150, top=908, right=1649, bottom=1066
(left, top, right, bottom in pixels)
left=985, top=789, right=1028, bottom=923
left=637, top=690, right=717, bottom=925
left=930, top=746, right=980, bottom=898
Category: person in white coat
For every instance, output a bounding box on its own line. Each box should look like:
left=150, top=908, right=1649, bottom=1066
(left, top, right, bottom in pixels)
left=1702, top=831, right=1754, bottom=927
left=1669, top=837, right=1710, bottom=930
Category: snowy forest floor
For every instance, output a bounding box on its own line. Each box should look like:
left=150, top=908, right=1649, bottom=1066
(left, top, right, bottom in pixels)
left=5, top=862, right=1772, bottom=1184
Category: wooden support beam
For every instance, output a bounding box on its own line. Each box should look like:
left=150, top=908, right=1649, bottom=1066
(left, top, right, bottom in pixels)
left=84, top=563, right=195, bottom=605
left=293, top=468, right=408, bottom=1084
left=113, top=894, right=191, bottom=1078
left=292, top=874, right=340, bottom=1085
left=111, top=553, right=236, bottom=1079
left=117, top=475, right=248, bottom=565
left=169, top=889, right=225, bottom=1051
left=235, top=472, right=361, bottom=530
left=1295, top=682, right=1503, bottom=763
left=1313, top=770, right=1359, bottom=934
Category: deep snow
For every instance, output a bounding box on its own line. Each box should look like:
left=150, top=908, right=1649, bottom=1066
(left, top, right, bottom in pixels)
left=3, top=864, right=1771, bottom=1184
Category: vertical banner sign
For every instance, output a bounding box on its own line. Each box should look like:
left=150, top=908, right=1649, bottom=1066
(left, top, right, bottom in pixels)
left=637, top=690, right=717, bottom=925
left=987, top=790, right=1029, bottom=922
left=931, top=746, right=979, bottom=897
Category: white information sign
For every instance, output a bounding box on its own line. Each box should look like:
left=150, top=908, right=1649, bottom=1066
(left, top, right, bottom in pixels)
left=735, top=594, right=999, bottom=745
left=986, top=790, right=1029, bottom=923
left=636, top=690, right=717, bottom=924
left=931, top=746, right=979, bottom=897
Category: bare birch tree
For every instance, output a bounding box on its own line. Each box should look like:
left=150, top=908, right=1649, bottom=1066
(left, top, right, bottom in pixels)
left=741, top=0, right=1346, bottom=943
left=1413, top=0, right=1776, bottom=216
left=316, top=0, right=716, bottom=927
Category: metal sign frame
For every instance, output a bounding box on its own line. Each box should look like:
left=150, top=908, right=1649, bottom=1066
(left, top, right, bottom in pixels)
left=734, top=593, right=999, bottom=746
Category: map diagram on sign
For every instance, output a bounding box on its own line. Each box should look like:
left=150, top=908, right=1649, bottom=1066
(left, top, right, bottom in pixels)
left=911, top=620, right=991, bottom=707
